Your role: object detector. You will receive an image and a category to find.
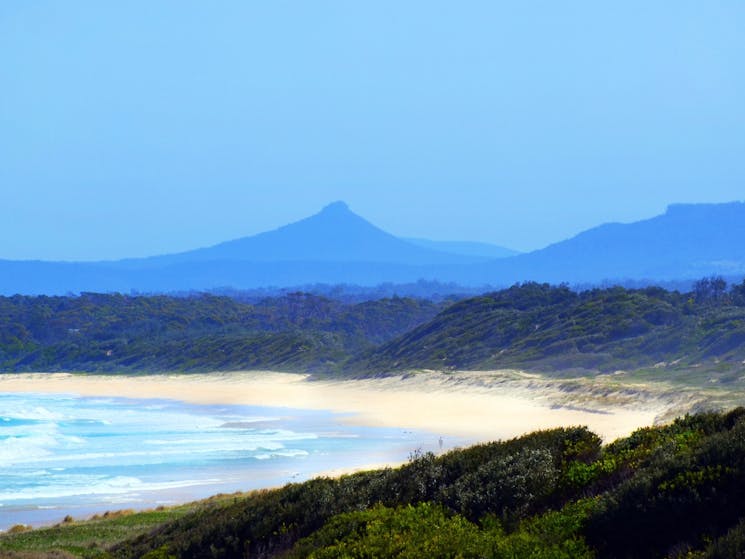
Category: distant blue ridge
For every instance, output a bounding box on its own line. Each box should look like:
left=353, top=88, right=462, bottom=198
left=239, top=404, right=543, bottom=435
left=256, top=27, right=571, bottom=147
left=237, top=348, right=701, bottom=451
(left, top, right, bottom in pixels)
left=1, top=201, right=744, bottom=295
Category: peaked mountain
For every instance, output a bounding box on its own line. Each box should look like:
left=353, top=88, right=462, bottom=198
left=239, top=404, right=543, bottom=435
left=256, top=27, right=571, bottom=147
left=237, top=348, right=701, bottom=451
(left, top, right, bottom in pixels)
left=478, top=201, right=745, bottom=284
left=0, top=202, right=496, bottom=295
left=116, top=201, right=482, bottom=267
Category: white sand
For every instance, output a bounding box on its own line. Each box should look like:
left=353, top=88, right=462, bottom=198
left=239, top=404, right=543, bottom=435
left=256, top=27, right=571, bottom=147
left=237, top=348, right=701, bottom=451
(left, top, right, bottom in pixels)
left=0, top=370, right=674, bottom=443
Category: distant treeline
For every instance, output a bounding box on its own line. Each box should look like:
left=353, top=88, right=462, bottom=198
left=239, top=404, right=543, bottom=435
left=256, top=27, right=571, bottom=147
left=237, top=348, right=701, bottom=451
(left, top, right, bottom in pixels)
left=165, top=275, right=732, bottom=304
left=2, top=277, right=745, bottom=375
left=198, top=279, right=489, bottom=303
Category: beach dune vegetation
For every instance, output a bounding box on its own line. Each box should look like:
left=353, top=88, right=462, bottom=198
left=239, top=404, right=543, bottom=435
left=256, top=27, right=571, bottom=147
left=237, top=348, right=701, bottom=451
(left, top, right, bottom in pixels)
left=7, top=410, right=745, bottom=557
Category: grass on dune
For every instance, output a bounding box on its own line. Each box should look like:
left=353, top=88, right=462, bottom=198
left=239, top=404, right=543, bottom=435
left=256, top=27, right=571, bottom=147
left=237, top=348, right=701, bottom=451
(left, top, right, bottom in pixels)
left=0, top=493, right=249, bottom=559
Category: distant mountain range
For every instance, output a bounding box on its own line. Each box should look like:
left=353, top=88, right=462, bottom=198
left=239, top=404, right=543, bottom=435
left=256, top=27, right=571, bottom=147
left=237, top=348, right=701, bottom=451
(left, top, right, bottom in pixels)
left=1, top=200, right=744, bottom=295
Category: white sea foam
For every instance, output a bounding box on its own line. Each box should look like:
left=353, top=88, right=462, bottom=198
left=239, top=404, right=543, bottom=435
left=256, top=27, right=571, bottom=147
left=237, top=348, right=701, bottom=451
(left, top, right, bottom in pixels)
left=0, top=475, right=223, bottom=502
left=0, top=391, right=426, bottom=528
left=1, top=469, right=51, bottom=478
left=0, top=435, right=55, bottom=465
left=254, top=449, right=309, bottom=460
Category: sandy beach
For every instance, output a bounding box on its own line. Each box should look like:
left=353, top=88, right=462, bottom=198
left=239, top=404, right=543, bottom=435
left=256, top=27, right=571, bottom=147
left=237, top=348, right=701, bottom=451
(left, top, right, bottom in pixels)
left=0, top=370, right=685, bottom=443
left=0, top=369, right=709, bottom=530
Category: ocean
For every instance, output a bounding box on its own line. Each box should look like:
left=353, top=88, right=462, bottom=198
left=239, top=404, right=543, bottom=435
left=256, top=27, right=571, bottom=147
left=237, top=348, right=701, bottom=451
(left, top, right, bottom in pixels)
left=0, top=392, right=441, bottom=530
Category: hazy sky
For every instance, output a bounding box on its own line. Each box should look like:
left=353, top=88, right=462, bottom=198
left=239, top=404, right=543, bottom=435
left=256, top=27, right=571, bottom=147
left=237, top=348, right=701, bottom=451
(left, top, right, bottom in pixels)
left=2, top=1, right=744, bottom=260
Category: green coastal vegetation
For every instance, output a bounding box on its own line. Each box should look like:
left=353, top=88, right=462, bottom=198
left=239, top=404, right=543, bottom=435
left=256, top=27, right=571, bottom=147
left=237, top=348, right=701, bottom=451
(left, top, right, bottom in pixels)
left=0, top=292, right=445, bottom=373
left=5, top=408, right=745, bottom=558
left=353, top=277, right=745, bottom=374
left=2, top=278, right=745, bottom=376
left=5, top=279, right=745, bottom=557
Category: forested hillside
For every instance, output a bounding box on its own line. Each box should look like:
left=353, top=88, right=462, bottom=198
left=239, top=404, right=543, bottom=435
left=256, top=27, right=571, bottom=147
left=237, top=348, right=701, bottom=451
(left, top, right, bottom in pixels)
left=0, top=293, right=444, bottom=373
left=6, top=409, right=745, bottom=558
left=2, top=278, right=745, bottom=375
left=353, top=279, right=745, bottom=374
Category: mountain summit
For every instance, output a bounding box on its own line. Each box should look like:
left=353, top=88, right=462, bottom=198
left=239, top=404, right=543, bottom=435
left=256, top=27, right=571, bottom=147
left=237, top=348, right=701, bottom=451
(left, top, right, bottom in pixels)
left=136, top=201, right=477, bottom=266
left=318, top=200, right=351, bottom=215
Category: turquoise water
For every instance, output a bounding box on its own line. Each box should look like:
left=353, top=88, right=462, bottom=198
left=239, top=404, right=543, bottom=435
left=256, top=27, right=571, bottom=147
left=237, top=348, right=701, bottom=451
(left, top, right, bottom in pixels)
left=0, top=392, right=440, bottom=529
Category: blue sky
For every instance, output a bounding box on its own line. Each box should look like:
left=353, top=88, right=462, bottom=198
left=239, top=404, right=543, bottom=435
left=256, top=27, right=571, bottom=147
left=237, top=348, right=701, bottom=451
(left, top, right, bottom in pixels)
left=2, top=1, right=744, bottom=260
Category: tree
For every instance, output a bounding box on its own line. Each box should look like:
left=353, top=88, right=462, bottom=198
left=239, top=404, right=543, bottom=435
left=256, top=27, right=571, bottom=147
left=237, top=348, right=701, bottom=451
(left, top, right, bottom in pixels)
left=693, top=276, right=728, bottom=305
left=731, top=279, right=745, bottom=306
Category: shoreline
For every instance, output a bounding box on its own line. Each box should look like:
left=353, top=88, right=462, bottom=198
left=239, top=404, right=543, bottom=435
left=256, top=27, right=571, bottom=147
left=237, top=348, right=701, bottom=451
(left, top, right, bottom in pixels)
left=0, top=370, right=679, bottom=442
left=0, top=369, right=709, bottom=531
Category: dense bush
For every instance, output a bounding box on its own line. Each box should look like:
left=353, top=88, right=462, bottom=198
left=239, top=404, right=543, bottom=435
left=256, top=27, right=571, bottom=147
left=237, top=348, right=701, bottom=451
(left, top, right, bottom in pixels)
left=0, top=293, right=442, bottom=373
left=94, top=409, right=745, bottom=558
left=3, top=281, right=745, bottom=375
left=8, top=411, right=745, bottom=557
left=354, top=282, right=745, bottom=373
left=108, top=427, right=600, bottom=558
